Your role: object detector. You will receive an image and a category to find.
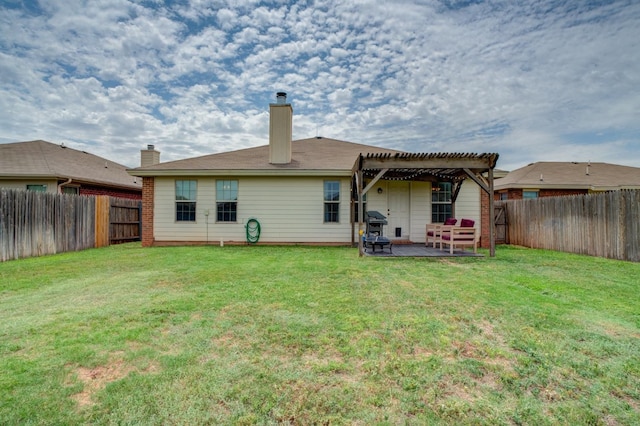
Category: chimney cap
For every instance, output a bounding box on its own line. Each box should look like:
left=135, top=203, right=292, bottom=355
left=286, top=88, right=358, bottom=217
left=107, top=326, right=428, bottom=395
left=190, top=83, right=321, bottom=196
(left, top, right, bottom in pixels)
left=147, top=144, right=155, bottom=150
left=276, top=92, right=287, bottom=104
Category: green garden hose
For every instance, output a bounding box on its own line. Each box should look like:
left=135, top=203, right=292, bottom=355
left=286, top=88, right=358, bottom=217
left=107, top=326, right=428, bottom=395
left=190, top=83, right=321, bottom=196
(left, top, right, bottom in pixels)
left=245, top=218, right=261, bottom=244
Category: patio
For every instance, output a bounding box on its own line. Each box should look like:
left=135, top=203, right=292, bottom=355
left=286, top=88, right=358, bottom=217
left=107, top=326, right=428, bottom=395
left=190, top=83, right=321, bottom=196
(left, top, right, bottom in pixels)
left=352, top=152, right=499, bottom=257
left=363, top=243, right=483, bottom=258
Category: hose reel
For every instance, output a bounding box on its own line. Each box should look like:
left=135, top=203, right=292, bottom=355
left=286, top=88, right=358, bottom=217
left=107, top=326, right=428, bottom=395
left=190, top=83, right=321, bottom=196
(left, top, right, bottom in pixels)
left=245, top=218, right=261, bottom=244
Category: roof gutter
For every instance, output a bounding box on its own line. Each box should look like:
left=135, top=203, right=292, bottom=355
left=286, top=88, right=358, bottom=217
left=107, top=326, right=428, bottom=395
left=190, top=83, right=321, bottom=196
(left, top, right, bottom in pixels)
left=56, top=176, right=141, bottom=191
left=494, top=183, right=594, bottom=190
left=590, top=185, right=640, bottom=191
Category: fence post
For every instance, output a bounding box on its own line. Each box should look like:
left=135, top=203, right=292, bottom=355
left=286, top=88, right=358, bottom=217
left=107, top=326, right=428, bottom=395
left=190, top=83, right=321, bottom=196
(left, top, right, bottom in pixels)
left=94, top=195, right=110, bottom=248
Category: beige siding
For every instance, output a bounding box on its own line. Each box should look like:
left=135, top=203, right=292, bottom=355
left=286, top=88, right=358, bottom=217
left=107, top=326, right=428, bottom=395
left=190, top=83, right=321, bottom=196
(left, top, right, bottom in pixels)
left=0, top=179, right=58, bottom=193
left=409, top=181, right=431, bottom=242
left=363, top=182, right=387, bottom=216
left=454, top=180, right=481, bottom=229
left=153, top=176, right=353, bottom=243
left=153, top=176, right=483, bottom=244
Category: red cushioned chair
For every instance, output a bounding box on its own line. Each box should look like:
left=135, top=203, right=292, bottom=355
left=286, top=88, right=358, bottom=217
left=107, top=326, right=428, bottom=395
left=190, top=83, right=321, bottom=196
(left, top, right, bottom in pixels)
left=425, top=217, right=457, bottom=248
left=440, top=219, right=478, bottom=254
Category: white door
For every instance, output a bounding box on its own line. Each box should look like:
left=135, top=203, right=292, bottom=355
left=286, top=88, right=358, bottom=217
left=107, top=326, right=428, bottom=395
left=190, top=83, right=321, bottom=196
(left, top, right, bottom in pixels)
left=387, top=181, right=410, bottom=240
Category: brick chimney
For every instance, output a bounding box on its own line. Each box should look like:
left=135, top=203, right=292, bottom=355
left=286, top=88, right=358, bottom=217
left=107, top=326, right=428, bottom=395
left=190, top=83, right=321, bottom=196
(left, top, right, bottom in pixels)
left=269, top=92, right=292, bottom=164
left=141, top=144, right=160, bottom=167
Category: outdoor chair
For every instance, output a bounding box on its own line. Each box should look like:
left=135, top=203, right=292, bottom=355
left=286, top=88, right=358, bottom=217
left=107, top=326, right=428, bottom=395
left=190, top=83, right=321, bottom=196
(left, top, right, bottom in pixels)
left=425, top=217, right=457, bottom=248
left=439, top=219, right=478, bottom=254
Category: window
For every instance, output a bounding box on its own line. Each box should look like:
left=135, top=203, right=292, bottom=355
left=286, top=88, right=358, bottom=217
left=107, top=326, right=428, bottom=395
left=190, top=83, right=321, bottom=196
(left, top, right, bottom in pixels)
left=27, top=184, right=47, bottom=192
left=523, top=190, right=539, bottom=199
left=431, top=182, right=452, bottom=223
left=324, top=181, right=340, bottom=223
left=62, top=186, right=79, bottom=195
left=500, top=192, right=508, bottom=201
left=175, top=180, right=197, bottom=222
left=216, top=180, right=238, bottom=222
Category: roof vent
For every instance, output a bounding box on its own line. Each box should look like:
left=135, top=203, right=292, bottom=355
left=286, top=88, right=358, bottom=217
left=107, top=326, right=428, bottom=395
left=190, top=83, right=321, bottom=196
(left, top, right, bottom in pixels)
left=276, top=92, right=287, bottom=104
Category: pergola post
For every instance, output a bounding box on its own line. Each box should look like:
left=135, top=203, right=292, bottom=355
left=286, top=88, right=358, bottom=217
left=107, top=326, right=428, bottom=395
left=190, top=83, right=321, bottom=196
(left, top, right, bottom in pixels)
left=357, top=169, right=364, bottom=257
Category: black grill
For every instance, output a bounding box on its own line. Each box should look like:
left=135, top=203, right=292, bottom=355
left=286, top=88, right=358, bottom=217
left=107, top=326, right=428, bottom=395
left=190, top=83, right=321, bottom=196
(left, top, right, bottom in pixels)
left=365, top=210, right=388, bottom=237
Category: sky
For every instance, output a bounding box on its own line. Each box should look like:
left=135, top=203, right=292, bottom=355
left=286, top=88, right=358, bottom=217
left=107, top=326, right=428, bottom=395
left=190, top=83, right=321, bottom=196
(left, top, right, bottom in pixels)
left=1, top=0, right=639, bottom=171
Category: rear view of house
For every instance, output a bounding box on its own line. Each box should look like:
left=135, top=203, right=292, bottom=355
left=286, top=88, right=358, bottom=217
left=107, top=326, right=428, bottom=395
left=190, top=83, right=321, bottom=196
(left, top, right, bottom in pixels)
left=129, top=93, right=498, bottom=251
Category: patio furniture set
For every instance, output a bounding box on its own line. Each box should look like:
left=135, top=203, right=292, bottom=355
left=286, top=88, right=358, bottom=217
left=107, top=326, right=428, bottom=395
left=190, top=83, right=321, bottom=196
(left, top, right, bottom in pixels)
left=363, top=211, right=479, bottom=255
left=426, top=218, right=479, bottom=254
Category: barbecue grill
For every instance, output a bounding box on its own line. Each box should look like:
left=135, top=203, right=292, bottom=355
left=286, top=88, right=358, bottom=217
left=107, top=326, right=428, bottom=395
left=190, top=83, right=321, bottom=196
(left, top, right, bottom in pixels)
left=365, top=210, right=388, bottom=236
left=364, top=211, right=392, bottom=253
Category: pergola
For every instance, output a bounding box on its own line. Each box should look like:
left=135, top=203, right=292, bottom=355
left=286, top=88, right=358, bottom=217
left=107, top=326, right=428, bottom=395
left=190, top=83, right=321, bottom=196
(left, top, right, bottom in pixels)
left=351, top=152, right=500, bottom=257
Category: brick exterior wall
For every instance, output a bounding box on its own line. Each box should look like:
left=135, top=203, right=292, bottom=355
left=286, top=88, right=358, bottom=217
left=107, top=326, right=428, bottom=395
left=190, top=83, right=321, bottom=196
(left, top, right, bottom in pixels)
left=79, top=185, right=142, bottom=200
left=495, top=188, right=588, bottom=200
left=480, top=189, right=490, bottom=248
left=539, top=188, right=587, bottom=197
left=495, top=189, right=524, bottom=200
left=141, top=177, right=155, bottom=247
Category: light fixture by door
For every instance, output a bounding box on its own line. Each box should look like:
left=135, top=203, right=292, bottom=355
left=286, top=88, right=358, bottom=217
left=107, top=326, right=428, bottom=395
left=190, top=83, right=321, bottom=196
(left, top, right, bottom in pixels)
left=377, top=187, right=383, bottom=194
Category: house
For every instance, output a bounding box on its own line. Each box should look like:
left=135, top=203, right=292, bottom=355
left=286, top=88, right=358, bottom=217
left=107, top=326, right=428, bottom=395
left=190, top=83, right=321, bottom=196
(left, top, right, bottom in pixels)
left=129, top=93, right=499, bottom=253
left=494, top=161, right=640, bottom=200
left=0, top=140, right=142, bottom=199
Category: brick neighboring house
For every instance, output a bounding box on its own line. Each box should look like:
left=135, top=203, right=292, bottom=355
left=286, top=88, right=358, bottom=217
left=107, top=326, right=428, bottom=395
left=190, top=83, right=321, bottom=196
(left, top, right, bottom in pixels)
left=494, top=161, right=640, bottom=200
left=0, top=140, right=142, bottom=199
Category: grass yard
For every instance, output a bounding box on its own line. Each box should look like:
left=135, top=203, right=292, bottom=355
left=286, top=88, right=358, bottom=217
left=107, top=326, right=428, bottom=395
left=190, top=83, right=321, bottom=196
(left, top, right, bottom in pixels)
left=1, top=244, right=639, bottom=425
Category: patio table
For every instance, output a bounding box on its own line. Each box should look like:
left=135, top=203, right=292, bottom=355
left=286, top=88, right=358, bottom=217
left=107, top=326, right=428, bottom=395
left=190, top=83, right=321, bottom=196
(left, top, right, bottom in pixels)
left=364, top=235, right=393, bottom=253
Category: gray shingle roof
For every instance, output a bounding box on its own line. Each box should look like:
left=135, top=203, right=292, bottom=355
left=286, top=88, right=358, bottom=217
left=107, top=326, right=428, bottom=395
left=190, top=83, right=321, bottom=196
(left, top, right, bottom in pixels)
left=129, top=137, right=402, bottom=176
left=494, top=162, right=640, bottom=190
left=0, top=140, right=141, bottom=190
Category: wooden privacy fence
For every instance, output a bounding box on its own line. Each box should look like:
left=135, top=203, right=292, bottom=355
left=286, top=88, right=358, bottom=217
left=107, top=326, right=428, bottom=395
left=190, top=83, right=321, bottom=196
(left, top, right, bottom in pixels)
left=496, top=189, right=640, bottom=262
left=108, top=198, right=142, bottom=244
left=0, top=189, right=141, bottom=262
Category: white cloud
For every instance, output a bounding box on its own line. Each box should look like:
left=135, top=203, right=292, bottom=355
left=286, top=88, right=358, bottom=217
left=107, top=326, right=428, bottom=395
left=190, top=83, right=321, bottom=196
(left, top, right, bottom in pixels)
left=0, top=0, right=639, bottom=170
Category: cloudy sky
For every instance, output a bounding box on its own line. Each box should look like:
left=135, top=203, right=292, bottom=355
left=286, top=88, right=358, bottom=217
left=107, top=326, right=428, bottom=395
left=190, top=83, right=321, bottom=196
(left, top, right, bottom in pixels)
left=1, top=0, right=638, bottom=170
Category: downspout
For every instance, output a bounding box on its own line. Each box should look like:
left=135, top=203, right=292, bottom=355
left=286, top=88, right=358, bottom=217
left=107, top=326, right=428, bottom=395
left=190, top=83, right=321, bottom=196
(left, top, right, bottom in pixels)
left=58, top=178, right=73, bottom=193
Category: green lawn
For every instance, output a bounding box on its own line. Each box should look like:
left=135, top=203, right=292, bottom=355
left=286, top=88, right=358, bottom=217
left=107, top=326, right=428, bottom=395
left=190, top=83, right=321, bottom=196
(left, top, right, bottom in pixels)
left=1, top=244, right=639, bottom=425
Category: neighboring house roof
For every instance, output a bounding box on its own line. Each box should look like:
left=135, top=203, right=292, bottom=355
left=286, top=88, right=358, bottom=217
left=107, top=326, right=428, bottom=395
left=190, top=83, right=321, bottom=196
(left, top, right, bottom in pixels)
left=130, top=137, right=402, bottom=177
left=0, top=140, right=141, bottom=190
left=494, top=161, right=640, bottom=191
left=492, top=169, right=509, bottom=179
